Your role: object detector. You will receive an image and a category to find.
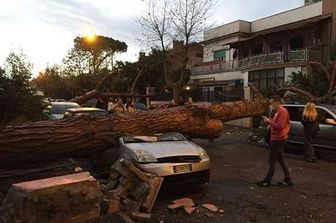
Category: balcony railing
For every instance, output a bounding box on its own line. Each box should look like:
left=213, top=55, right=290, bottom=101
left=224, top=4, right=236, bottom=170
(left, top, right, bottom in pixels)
left=191, top=49, right=321, bottom=76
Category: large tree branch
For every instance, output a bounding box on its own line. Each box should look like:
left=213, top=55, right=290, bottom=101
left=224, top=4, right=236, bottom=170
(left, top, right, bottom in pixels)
left=130, top=68, right=143, bottom=94
left=0, top=97, right=269, bottom=168
left=278, top=86, right=319, bottom=102
left=310, top=61, right=331, bottom=82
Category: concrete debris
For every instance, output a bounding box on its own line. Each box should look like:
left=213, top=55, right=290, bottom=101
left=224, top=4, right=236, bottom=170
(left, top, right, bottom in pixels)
left=0, top=172, right=102, bottom=223
left=75, top=166, right=83, bottom=172
left=142, top=176, right=163, bottom=212
left=120, top=212, right=135, bottom=223
left=168, top=203, right=184, bottom=211
left=184, top=206, right=196, bottom=215
left=168, top=199, right=222, bottom=216
left=104, top=158, right=163, bottom=222
left=173, top=198, right=195, bottom=207
left=202, top=203, right=219, bottom=212
left=131, top=211, right=151, bottom=221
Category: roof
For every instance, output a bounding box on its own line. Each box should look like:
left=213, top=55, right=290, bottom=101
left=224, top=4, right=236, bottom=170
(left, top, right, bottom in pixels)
left=66, top=107, right=106, bottom=112
left=205, top=14, right=331, bottom=45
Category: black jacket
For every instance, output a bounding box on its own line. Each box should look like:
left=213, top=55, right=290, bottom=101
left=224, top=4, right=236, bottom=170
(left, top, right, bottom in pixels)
left=301, top=116, right=320, bottom=135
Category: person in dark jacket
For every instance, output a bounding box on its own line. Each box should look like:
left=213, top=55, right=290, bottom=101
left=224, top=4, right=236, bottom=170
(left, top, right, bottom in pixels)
left=301, top=102, right=319, bottom=163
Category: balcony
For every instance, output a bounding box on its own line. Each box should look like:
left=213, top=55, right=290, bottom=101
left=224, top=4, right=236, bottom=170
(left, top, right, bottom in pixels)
left=191, top=49, right=321, bottom=76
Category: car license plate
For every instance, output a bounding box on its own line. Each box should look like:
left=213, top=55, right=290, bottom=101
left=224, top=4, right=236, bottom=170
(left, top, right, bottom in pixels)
left=174, top=164, right=191, bottom=173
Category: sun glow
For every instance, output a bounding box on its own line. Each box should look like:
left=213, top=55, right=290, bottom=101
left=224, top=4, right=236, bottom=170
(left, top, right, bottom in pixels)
left=83, top=29, right=97, bottom=43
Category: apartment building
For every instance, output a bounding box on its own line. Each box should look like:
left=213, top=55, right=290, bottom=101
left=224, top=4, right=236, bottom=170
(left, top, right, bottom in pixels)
left=190, top=0, right=336, bottom=103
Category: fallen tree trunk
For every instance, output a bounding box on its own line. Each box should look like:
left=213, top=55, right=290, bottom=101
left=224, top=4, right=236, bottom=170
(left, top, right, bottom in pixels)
left=0, top=97, right=268, bottom=168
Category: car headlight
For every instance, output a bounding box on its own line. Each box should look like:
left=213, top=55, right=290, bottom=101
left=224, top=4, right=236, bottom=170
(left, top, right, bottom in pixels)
left=134, top=150, right=157, bottom=163
left=196, top=146, right=210, bottom=160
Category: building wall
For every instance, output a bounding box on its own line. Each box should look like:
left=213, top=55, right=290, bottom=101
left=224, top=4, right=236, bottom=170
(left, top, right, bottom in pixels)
left=323, top=0, right=336, bottom=41
left=251, top=2, right=323, bottom=32
left=285, top=67, right=302, bottom=83
left=190, top=70, right=246, bottom=82
left=204, top=20, right=251, bottom=41
left=171, top=41, right=203, bottom=71
left=203, top=37, right=239, bottom=62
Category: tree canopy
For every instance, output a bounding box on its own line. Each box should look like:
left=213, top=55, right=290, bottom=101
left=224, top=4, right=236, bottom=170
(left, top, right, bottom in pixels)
left=0, top=51, right=43, bottom=125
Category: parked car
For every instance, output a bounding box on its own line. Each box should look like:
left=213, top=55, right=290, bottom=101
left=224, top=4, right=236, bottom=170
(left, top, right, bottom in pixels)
left=45, top=102, right=80, bottom=120
left=117, top=132, right=210, bottom=185
left=134, top=102, right=147, bottom=111
left=64, top=107, right=109, bottom=118
left=259, top=104, right=336, bottom=151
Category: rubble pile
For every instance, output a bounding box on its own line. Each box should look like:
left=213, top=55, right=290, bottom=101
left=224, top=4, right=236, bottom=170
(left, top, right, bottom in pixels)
left=0, top=172, right=102, bottom=223
left=102, top=158, right=163, bottom=222
left=0, top=159, right=164, bottom=223
left=167, top=198, right=223, bottom=216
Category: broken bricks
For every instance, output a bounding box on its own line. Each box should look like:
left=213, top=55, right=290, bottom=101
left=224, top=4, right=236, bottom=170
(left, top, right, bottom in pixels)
left=202, top=203, right=219, bottom=212
left=173, top=198, right=195, bottom=207
left=104, top=158, right=163, bottom=222
left=184, top=206, right=196, bottom=215
left=168, top=198, right=196, bottom=215
left=167, top=198, right=222, bottom=216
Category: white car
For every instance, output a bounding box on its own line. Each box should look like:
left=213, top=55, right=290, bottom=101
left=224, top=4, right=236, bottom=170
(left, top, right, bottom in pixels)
left=46, top=102, right=81, bottom=120
left=118, top=132, right=210, bottom=185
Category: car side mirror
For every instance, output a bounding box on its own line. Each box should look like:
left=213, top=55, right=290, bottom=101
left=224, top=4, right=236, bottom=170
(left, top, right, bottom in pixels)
left=43, top=109, right=50, bottom=114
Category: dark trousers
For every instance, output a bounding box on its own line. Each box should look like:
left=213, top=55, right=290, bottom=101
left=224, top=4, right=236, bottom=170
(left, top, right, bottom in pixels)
left=265, top=140, right=291, bottom=182
left=304, top=134, right=316, bottom=160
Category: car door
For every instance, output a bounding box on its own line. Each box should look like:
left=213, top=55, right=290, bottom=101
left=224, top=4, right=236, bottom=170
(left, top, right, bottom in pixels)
left=285, top=105, right=305, bottom=144
left=314, top=107, right=336, bottom=150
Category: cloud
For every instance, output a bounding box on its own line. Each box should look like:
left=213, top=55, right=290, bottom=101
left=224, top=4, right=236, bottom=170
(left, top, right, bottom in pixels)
left=0, top=0, right=306, bottom=75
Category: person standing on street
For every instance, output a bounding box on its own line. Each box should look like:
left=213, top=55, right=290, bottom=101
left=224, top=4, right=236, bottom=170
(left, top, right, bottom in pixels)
left=258, top=96, right=293, bottom=187
left=301, top=102, right=319, bottom=163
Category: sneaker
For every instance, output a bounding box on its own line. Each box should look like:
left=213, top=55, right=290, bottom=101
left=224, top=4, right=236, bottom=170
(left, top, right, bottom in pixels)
left=277, top=181, right=293, bottom=187
left=257, top=180, right=271, bottom=187
left=305, top=158, right=317, bottom=163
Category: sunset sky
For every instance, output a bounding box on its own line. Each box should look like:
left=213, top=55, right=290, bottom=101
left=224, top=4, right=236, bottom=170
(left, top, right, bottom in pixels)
left=0, top=0, right=304, bottom=75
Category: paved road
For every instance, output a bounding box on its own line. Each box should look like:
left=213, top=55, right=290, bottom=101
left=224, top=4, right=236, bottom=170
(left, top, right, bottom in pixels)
left=150, top=127, right=336, bottom=223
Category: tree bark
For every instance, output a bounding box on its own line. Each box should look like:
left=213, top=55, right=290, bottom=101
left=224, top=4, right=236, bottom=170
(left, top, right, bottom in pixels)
left=0, top=97, right=268, bottom=168
left=173, top=85, right=182, bottom=104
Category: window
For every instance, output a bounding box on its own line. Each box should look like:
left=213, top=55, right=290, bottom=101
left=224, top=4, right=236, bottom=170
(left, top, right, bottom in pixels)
left=214, top=50, right=226, bottom=61
left=248, top=69, right=285, bottom=90
left=284, top=106, right=301, bottom=122
left=290, top=37, right=304, bottom=50
left=253, top=44, right=263, bottom=55
left=317, top=108, right=334, bottom=125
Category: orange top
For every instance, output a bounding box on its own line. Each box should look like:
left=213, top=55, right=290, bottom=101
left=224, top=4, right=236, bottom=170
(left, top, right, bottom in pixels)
left=268, top=106, right=291, bottom=141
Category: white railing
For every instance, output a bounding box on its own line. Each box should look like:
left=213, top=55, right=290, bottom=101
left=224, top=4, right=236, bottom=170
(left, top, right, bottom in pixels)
left=191, top=49, right=321, bottom=76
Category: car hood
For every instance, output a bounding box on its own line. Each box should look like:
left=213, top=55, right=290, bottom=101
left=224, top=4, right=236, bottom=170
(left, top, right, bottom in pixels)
left=125, top=141, right=200, bottom=158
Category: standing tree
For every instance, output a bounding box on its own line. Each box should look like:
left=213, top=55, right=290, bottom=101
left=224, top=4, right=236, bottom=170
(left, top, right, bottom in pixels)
left=138, top=0, right=215, bottom=103
left=138, top=0, right=171, bottom=93
left=0, top=50, right=43, bottom=125
left=61, top=35, right=128, bottom=99
left=73, top=35, right=127, bottom=76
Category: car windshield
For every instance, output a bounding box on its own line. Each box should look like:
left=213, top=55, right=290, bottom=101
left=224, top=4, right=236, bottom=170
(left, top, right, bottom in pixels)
left=51, top=103, right=80, bottom=114
left=123, top=132, right=185, bottom=143
left=325, top=106, right=336, bottom=115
